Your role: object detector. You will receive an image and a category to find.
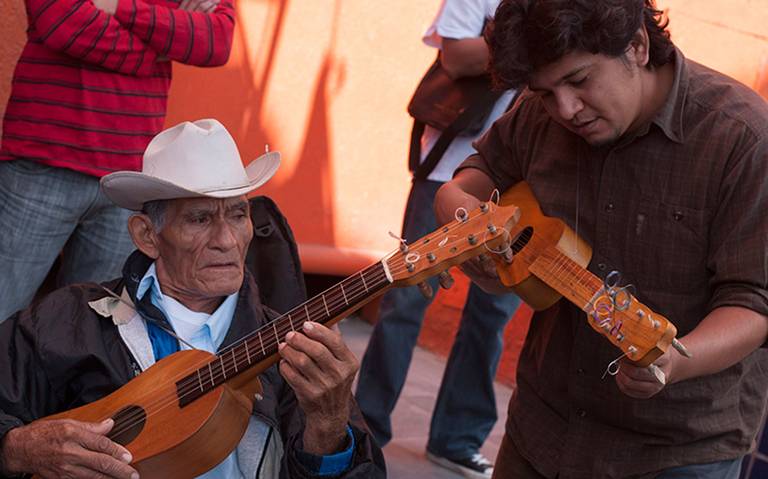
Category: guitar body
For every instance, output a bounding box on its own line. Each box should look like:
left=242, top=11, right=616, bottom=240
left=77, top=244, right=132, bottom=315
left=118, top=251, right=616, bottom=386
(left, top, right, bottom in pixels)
left=496, top=182, right=593, bottom=311
left=39, top=350, right=256, bottom=479
left=495, top=182, right=680, bottom=366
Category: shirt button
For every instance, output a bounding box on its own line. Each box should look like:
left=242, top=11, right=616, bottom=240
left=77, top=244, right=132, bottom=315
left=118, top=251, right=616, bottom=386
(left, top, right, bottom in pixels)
left=673, top=211, right=684, bottom=221
left=598, top=263, right=606, bottom=271
left=605, top=202, right=615, bottom=212
left=577, top=409, right=587, bottom=418
left=576, top=368, right=585, bottom=375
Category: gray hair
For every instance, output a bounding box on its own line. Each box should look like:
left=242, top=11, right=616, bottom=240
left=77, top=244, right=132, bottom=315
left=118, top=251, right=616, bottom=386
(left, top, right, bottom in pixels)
left=141, top=199, right=169, bottom=231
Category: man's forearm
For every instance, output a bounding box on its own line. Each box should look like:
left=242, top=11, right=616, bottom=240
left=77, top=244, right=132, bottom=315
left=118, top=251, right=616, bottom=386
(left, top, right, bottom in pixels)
left=27, top=0, right=159, bottom=76
left=670, top=306, right=768, bottom=383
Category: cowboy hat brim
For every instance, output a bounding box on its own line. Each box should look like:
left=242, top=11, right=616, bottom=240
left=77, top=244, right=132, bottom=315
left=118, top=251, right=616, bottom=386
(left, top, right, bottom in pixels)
left=101, top=151, right=280, bottom=211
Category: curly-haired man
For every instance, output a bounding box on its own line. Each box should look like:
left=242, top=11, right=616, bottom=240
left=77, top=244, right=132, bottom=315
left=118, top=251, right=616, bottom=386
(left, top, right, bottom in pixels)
left=435, top=1, right=768, bottom=478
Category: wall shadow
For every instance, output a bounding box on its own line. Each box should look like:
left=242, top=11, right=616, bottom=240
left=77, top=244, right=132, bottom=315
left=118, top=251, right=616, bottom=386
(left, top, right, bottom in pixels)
left=165, top=0, right=345, bottom=249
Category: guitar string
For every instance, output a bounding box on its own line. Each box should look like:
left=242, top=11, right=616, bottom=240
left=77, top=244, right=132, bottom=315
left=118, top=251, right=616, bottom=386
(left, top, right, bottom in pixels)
left=107, top=266, right=391, bottom=439
left=117, top=211, right=590, bottom=441
left=105, top=206, right=515, bottom=439
left=111, top=204, right=519, bottom=438
left=106, top=221, right=503, bottom=439
left=213, top=203, right=512, bottom=360
left=514, top=233, right=654, bottom=356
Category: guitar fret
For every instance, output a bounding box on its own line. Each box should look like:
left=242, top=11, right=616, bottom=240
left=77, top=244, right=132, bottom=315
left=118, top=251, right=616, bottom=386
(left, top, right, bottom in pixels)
left=232, top=348, right=238, bottom=373
left=272, top=321, right=279, bottom=344
left=197, top=369, right=204, bottom=392
left=340, top=283, right=349, bottom=305
left=304, top=304, right=311, bottom=323
left=288, top=313, right=294, bottom=332
left=259, top=331, right=266, bottom=356
left=220, top=356, right=226, bottom=380
left=208, top=362, right=215, bottom=387
left=360, top=272, right=368, bottom=292
left=245, top=340, right=252, bottom=364
left=322, top=294, right=330, bottom=317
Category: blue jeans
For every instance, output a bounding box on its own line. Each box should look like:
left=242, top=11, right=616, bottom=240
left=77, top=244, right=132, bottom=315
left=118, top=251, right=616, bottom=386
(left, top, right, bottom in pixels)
left=0, top=160, right=134, bottom=321
left=355, top=179, right=521, bottom=460
left=655, top=458, right=742, bottom=478
left=493, top=433, right=743, bottom=478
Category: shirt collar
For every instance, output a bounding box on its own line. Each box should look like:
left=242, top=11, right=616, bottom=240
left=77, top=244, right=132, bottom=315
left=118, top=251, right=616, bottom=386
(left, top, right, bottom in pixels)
left=137, top=262, right=239, bottom=351
left=650, top=47, right=688, bottom=144
left=137, top=263, right=163, bottom=308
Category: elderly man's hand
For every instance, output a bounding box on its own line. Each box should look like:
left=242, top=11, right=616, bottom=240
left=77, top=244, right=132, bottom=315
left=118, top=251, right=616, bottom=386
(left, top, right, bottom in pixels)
left=0, top=418, right=137, bottom=479
left=278, top=322, right=358, bottom=455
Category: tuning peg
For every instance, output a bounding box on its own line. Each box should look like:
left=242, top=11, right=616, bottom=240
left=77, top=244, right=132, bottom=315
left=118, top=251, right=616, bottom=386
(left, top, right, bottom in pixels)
left=438, top=271, right=454, bottom=289
left=417, top=282, right=433, bottom=299
left=672, top=338, right=692, bottom=358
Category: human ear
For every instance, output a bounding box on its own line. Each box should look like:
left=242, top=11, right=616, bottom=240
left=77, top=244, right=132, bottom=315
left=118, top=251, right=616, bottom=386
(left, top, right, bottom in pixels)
left=627, top=26, right=651, bottom=68
left=128, top=214, right=161, bottom=259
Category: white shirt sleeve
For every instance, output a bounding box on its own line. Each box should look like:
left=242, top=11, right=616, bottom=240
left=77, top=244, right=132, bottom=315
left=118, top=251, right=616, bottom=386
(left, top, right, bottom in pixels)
left=422, top=0, right=493, bottom=49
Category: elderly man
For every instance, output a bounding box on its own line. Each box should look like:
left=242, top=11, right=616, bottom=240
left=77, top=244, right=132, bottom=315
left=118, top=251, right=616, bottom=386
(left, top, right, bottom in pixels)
left=0, top=119, right=386, bottom=479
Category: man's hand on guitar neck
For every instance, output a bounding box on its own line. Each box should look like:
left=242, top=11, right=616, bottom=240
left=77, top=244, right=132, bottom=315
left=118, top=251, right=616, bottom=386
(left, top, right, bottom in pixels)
left=278, top=321, right=358, bottom=456
left=434, top=171, right=515, bottom=295
left=0, top=418, right=138, bottom=479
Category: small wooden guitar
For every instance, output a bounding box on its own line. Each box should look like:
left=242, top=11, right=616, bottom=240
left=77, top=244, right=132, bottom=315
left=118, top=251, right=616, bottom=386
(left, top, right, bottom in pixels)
left=32, top=201, right=521, bottom=479
left=493, top=182, right=690, bottom=368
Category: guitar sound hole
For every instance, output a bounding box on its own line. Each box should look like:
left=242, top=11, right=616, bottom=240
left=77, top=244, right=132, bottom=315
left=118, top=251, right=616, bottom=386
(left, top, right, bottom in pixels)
left=108, top=405, right=147, bottom=446
left=511, top=226, right=533, bottom=254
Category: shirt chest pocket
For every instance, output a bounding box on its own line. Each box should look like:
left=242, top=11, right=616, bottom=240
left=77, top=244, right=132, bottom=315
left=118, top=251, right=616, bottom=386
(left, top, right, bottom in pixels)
left=623, top=197, right=710, bottom=293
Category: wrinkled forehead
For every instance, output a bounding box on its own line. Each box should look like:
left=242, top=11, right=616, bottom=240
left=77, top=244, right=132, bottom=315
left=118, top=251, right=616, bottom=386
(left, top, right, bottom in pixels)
left=167, top=195, right=250, bottom=217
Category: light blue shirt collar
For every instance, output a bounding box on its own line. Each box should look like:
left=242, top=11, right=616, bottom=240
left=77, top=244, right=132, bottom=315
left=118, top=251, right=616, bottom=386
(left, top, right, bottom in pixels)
left=137, top=262, right=238, bottom=353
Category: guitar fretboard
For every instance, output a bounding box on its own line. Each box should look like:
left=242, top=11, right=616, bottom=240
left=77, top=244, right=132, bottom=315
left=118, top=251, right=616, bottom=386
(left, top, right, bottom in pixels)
left=527, top=245, right=604, bottom=311
left=175, top=262, right=391, bottom=406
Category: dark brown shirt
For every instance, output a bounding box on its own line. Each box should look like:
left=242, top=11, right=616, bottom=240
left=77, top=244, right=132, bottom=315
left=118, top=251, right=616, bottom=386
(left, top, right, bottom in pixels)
left=461, top=48, right=768, bottom=478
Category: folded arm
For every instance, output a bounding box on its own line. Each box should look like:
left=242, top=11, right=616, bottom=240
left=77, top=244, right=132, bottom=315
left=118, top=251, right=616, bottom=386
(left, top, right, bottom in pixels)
left=26, top=0, right=160, bottom=76
left=110, top=0, right=235, bottom=66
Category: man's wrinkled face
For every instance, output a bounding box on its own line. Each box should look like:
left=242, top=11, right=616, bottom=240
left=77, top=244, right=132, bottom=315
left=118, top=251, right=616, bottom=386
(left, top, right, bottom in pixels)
left=529, top=49, right=645, bottom=146
left=154, top=196, right=253, bottom=303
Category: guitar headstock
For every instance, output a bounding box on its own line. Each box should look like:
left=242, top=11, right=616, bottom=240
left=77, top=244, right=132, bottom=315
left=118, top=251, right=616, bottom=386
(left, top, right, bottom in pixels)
left=384, top=202, right=520, bottom=287
left=585, top=287, right=678, bottom=367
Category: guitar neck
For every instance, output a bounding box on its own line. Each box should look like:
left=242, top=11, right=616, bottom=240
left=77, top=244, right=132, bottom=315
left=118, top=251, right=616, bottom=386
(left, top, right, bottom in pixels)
left=173, top=200, right=521, bottom=406
left=176, top=262, right=392, bottom=406
left=527, top=244, right=673, bottom=364
left=527, top=245, right=604, bottom=312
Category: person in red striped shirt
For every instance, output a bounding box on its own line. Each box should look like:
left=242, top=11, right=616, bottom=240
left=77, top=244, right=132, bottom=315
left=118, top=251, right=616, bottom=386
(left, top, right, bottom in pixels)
left=0, top=0, right=235, bottom=321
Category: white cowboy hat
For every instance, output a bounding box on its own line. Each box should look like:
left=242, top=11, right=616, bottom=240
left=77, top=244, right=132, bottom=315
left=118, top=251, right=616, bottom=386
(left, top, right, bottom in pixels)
left=101, top=119, right=280, bottom=211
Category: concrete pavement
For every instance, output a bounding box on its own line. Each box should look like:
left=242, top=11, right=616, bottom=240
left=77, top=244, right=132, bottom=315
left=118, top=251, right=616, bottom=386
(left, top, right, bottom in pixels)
left=339, top=316, right=513, bottom=479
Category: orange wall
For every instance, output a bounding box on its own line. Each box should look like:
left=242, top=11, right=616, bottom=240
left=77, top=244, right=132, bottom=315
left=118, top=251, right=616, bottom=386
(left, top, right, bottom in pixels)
left=1, top=0, right=767, bottom=276
left=0, top=0, right=25, bottom=112
left=163, top=0, right=442, bottom=274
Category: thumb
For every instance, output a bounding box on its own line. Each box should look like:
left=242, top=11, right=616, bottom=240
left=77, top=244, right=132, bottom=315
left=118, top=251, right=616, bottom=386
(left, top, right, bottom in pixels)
left=80, top=418, right=115, bottom=435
